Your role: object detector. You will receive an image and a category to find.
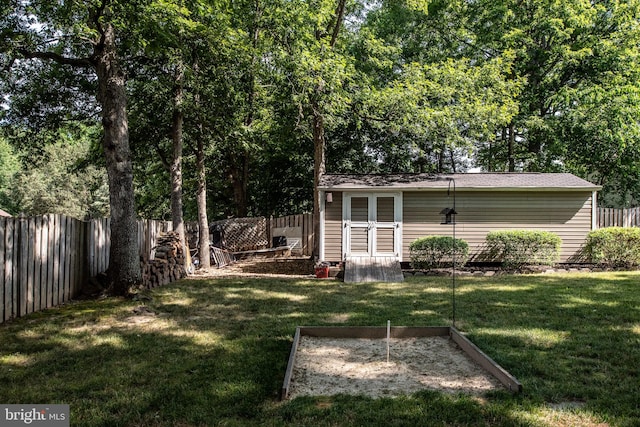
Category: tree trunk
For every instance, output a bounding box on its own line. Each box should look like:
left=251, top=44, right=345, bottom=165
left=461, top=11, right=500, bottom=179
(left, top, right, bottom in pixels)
left=311, top=0, right=346, bottom=259
left=94, top=23, right=140, bottom=295
left=229, top=153, right=249, bottom=218
left=312, top=100, right=325, bottom=258
left=193, top=60, right=211, bottom=269
left=508, top=122, right=516, bottom=172
left=196, top=134, right=211, bottom=268
left=170, top=61, right=190, bottom=270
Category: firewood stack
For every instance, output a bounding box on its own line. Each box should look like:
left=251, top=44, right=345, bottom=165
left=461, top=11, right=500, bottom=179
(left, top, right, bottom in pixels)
left=141, top=231, right=187, bottom=288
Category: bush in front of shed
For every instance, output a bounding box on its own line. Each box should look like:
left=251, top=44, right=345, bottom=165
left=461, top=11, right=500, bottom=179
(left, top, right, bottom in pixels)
left=486, top=230, right=561, bottom=268
left=585, top=227, right=640, bottom=268
left=409, top=236, right=469, bottom=269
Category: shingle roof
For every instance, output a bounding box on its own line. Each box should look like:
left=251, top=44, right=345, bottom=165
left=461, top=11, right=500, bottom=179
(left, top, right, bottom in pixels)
left=318, top=173, right=600, bottom=191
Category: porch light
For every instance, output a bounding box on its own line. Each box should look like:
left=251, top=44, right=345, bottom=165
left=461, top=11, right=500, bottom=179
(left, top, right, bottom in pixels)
left=326, top=192, right=333, bottom=203
left=440, top=207, right=457, bottom=225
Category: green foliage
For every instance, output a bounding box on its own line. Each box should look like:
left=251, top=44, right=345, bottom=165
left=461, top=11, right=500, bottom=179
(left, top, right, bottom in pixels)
left=585, top=227, right=640, bottom=268
left=0, top=136, right=21, bottom=214
left=7, top=126, right=109, bottom=218
left=409, top=235, right=469, bottom=269
left=486, top=230, right=562, bottom=268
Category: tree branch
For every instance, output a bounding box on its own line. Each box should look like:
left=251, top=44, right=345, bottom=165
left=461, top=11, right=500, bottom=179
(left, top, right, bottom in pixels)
left=17, top=48, right=93, bottom=68
left=329, top=0, right=346, bottom=49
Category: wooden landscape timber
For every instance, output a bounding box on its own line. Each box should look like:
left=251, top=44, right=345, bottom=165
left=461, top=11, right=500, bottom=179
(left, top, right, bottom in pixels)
left=281, top=326, right=522, bottom=400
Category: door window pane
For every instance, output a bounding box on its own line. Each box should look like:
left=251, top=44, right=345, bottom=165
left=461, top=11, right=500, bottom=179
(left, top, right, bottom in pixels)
left=377, top=197, right=394, bottom=222
left=351, top=197, right=369, bottom=222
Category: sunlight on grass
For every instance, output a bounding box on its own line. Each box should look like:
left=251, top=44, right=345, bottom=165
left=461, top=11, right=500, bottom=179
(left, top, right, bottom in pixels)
left=54, top=333, right=127, bottom=350
left=476, top=327, right=569, bottom=348
left=514, top=405, right=609, bottom=427
left=561, top=296, right=619, bottom=309
left=0, top=353, right=33, bottom=367
left=242, top=288, right=308, bottom=302
left=410, top=310, right=439, bottom=317
left=633, top=324, right=640, bottom=335
left=458, top=283, right=538, bottom=294
left=165, top=296, right=196, bottom=306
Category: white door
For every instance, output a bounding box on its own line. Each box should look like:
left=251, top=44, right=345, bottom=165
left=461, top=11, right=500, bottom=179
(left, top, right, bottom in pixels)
left=343, top=193, right=402, bottom=259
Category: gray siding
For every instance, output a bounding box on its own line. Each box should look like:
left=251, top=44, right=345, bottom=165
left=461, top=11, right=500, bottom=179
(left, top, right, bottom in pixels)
left=324, top=192, right=343, bottom=261
left=402, top=191, right=593, bottom=262
left=323, top=190, right=594, bottom=263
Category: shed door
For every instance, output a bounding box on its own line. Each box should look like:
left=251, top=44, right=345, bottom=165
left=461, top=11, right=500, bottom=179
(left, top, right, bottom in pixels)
left=343, top=193, right=402, bottom=259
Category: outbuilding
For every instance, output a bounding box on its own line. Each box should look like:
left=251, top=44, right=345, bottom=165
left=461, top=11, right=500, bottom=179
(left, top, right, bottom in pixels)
left=318, top=173, right=601, bottom=265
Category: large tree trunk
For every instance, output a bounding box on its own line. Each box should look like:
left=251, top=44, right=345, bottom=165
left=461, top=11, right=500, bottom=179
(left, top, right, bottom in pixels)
left=193, top=59, right=211, bottom=269
left=311, top=0, right=346, bottom=260
left=196, top=134, right=211, bottom=268
left=170, top=61, right=191, bottom=269
left=94, top=23, right=140, bottom=295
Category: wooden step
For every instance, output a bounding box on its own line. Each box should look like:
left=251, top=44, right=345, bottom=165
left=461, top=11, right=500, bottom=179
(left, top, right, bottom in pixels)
left=344, top=256, right=404, bottom=283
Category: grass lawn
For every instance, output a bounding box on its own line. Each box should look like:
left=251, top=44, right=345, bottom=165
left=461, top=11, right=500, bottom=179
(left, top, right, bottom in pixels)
left=1, top=271, right=639, bottom=426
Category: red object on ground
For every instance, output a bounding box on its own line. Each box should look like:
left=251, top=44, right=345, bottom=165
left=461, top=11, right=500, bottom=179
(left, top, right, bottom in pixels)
left=315, top=266, right=330, bottom=278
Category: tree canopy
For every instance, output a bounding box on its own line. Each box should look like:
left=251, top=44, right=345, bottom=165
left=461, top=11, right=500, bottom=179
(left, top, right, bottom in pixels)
left=2, top=0, right=640, bottom=232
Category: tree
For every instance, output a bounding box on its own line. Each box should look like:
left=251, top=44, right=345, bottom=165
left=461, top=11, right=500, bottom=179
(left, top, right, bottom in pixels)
left=6, top=126, right=109, bottom=218
left=4, top=0, right=143, bottom=294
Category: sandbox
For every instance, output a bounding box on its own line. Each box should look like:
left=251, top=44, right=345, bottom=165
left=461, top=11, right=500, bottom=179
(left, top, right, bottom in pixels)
left=281, top=326, right=522, bottom=400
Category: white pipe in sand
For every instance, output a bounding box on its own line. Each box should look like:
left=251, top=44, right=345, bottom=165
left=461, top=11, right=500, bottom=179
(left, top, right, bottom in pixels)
left=386, top=320, right=391, bottom=364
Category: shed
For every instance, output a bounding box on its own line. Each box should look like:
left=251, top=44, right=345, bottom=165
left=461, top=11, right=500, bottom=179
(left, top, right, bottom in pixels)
left=318, top=173, right=601, bottom=264
left=0, top=208, right=11, bottom=217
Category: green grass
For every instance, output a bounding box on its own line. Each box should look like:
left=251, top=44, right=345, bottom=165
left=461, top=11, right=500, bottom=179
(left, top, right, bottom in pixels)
left=1, top=272, right=639, bottom=426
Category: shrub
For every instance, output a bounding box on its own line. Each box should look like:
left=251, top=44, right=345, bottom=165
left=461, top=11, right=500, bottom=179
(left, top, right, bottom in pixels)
left=485, top=230, right=561, bottom=268
left=585, top=227, right=640, bottom=268
left=409, top=236, right=469, bottom=269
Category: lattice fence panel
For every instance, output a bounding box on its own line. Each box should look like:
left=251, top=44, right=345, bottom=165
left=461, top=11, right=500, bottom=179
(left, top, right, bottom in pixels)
left=212, top=217, right=268, bottom=252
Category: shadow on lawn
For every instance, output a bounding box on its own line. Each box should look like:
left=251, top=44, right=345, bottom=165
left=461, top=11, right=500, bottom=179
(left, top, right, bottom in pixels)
left=2, top=273, right=637, bottom=425
left=453, top=274, right=640, bottom=424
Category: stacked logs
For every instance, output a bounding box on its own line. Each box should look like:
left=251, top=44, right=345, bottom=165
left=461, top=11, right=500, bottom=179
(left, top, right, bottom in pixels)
left=141, top=231, right=187, bottom=288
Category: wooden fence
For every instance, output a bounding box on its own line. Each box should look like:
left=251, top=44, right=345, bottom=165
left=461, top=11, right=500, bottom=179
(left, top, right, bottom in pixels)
left=1, top=215, right=172, bottom=323
left=597, top=207, right=640, bottom=228
left=208, top=213, right=313, bottom=256
left=1, top=213, right=313, bottom=324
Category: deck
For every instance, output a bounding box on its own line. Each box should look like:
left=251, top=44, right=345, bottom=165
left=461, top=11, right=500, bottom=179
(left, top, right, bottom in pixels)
left=343, top=256, right=404, bottom=283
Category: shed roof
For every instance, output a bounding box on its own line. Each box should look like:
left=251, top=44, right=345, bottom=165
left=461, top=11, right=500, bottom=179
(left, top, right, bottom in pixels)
left=0, top=207, right=11, bottom=217
left=318, top=173, right=600, bottom=191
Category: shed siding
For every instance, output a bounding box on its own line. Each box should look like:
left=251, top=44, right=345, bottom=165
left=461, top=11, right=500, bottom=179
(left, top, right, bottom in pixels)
left=323, top=190, right=594, bottom=262
left=402, top=191, right=593, bottom=262
left=324, top=192, right=343, bottom=261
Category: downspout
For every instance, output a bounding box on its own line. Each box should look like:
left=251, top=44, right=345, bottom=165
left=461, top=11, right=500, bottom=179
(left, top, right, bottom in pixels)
left=319, top=190, right=326, bottom=261
left=591, top=190, right=598, bottom=230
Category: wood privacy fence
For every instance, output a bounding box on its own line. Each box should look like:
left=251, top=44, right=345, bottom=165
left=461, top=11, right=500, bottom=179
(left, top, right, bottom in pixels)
left=1, top=215, right=172, bottom=323
left=597, top=207, right=640, bottom=228
left=1, top=213, right=313, bottom=323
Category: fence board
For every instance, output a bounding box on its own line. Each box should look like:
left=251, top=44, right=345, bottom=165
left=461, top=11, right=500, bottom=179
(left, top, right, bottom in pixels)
left=27, top=217, right=36, bottom=314
left=597, top=207, right=640, bottom=228
left=0, top=218, right=5, bottom=322
left=5, top=221, right=18, bottom=319
left=64, top=216, right=72, bottom=302
left=38, top=216, right=47, bottom=310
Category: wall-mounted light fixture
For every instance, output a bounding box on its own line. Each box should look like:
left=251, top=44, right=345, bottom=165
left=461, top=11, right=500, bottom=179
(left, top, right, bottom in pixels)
left=326, top=192, right=333, bottom=203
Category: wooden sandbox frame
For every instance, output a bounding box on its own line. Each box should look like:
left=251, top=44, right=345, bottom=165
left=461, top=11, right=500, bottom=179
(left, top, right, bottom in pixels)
left=281, top=326, right=522, bottom=400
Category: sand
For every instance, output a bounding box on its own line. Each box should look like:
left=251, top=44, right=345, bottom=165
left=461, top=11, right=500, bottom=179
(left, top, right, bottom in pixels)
left=288, top=336, right=504, bottom=399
